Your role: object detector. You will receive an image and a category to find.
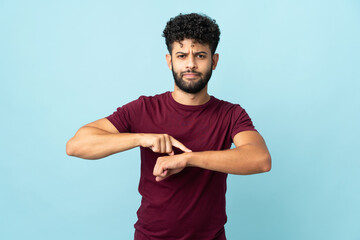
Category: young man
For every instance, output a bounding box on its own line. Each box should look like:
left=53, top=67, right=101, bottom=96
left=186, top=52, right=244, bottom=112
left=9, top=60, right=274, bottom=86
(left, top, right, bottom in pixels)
left=66, top=13, right=271, bottom=240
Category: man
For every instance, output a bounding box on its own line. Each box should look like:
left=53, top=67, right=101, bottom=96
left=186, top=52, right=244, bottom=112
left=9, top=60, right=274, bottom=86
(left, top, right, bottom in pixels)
left=66, top=13, right=271, bottom=240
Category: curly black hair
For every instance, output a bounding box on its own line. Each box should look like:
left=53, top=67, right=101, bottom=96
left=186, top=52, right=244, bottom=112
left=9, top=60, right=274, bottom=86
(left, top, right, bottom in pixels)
left=162, top=13, right=220, bottom=55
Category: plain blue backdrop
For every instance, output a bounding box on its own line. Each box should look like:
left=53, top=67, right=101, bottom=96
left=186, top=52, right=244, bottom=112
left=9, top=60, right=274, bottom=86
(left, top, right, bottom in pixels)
left=1, top=0, right=359, bottom=239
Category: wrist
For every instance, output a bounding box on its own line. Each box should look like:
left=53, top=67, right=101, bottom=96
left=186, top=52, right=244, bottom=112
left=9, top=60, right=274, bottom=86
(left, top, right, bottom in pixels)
left=184, top=151, right=195, bottom=167
left=135, top=133, right=145, bottom=147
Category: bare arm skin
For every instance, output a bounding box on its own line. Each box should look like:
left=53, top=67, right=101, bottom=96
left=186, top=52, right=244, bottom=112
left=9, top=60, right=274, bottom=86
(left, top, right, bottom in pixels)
left=66, top=118, right=191, bottom=160
left=67, top=119, right=271, bottom=181
left=153, top=131, right=271, bottom=181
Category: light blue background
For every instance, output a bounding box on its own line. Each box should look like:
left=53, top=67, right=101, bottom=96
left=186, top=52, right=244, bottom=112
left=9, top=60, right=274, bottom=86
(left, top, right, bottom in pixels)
left=1, top=0, right=359, bottom=239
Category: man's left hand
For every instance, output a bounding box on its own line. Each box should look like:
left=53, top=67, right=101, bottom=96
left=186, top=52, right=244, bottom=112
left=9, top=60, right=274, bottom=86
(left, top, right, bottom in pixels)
left=153, top=153, right=191, bottom=182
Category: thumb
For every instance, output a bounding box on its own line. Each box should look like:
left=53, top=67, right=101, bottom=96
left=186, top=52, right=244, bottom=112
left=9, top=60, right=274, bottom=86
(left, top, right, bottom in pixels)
left=156, top=176, right=166, bottom=182
left=156, top=169, right=168, bottom=182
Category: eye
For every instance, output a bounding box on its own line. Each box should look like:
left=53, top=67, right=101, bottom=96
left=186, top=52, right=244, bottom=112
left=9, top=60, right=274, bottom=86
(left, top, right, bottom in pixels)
left=177, top=54, right=185, bottom=59
left=197, top=54, right=206, bottom=59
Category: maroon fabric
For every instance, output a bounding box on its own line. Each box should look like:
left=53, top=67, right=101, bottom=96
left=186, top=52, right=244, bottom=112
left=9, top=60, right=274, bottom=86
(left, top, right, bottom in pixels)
left=106, top=92, right=256, bottom=240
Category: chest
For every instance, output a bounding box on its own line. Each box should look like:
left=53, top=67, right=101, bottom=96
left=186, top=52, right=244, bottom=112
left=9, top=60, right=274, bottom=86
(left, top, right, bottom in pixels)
left=133, top=107, right=233, bottom=151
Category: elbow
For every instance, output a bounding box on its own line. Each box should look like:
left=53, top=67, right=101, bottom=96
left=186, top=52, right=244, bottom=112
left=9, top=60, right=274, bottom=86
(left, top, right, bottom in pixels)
left=66, top=139, right=75, bottom=156
left=66, top=138, right=96, bottom=160
left=261, top=154, right=272, bottom=172
left=262, top=162, right=271, bottom=173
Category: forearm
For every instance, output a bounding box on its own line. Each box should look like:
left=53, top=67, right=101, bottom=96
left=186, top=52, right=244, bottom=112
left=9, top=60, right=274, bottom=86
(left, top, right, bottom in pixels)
left=66, top=126, right=141, bottom=160
left=186, top=144, right=271, bottom=175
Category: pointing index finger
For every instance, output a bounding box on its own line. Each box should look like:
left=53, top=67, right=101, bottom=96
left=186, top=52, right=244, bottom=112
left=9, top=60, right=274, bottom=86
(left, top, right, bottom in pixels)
left=169, top=136, right=192, bottom=153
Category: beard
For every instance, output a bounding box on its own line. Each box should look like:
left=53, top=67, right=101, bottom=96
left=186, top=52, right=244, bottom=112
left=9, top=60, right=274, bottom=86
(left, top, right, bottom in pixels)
left=171, top=63, right=213, bottom=94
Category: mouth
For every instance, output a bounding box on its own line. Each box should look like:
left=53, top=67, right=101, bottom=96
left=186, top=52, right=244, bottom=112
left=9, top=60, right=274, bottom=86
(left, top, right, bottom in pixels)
left=182, top=72, right=200, bottom=79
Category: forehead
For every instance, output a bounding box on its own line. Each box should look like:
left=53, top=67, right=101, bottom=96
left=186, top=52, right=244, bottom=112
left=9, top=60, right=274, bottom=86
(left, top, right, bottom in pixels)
left=171, top=39, right=210, bottom=53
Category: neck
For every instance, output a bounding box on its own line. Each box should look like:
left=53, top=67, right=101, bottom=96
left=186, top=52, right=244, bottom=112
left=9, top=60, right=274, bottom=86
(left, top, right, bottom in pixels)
left=172, top=85, right=210, bottom=106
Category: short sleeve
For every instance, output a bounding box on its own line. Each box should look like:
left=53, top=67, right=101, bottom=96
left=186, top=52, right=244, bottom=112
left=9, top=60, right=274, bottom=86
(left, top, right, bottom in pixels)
left=106, top=98, right=142, bottom=133
left=230, top=105, right=257, bottom=140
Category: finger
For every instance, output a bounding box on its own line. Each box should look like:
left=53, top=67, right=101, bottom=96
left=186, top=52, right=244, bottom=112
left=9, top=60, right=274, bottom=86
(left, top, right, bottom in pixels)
left=156, top=176, right=165, bottom=182
left=151, top=138, right=161, bottom=152
left=161, top=169, right=168, bottom=177
left=156, top=170, right=169, bottom=182
left=153, top=158, right=161, bottom=176
left=170, top=137, right=192, bottom=153
left=153, top=157, right=167, bottom=177
left=160, top=135, right=166, bottom=153
left=164, top=134, right=173, bottom=155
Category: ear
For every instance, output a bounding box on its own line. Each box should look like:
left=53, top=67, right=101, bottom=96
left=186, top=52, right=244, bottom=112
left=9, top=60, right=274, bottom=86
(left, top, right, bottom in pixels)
left=212, top=53, right=219, bottom=70
left=166, top=54, right=172, bottom=70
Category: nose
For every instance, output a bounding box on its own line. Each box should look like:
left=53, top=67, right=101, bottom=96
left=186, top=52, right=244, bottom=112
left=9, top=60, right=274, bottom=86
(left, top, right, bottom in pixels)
left=186, top=55, right=197, bottom=70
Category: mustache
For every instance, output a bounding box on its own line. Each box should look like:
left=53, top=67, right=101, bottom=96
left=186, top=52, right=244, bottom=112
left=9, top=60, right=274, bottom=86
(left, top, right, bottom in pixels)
left=180, top=70, right=201, bottom=76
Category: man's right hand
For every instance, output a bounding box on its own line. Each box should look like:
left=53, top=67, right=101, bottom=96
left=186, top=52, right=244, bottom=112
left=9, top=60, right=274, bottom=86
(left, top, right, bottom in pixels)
left=66, top=118, right=192, bottom=160
left=138, top=134, right=192, bottom=155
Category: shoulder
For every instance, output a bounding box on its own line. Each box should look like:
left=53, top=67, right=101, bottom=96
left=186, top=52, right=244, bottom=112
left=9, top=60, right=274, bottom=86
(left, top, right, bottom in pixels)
left=210, top=97, right=257, bottom=136
left=135, top=92, right=169, bottom=103
left=211, top=97, right=253, bottom=124
left=211, top=96, right=245, bottom=112
left=125, top=92, right=169, bottom=107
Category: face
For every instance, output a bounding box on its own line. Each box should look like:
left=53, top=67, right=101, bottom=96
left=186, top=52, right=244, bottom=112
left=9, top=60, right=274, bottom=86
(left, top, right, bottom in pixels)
left=166, top=39, right=219, bottom=94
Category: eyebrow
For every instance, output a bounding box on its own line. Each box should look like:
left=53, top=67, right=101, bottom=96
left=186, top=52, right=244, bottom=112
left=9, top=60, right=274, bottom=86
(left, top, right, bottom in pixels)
left=175, top=51, right=208, bottom=55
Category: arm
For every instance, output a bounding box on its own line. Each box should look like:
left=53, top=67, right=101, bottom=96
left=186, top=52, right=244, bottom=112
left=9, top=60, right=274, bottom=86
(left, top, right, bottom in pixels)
left=66, top=118, right=191, bottom=160
left=153, top=131, right=271, bottom=181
